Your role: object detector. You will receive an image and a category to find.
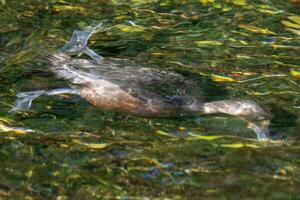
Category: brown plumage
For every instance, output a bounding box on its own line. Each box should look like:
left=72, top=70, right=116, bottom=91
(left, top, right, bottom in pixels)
left=18, top=53, right=270, bottom=140
left=47, top=53, right=205, bottom=116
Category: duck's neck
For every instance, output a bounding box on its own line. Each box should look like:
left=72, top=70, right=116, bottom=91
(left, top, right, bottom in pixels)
left=201, top=100, right=268, bottom=120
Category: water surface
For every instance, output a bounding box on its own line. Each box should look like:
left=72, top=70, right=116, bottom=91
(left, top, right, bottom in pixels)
left=0, top=0, right=300, bottom=199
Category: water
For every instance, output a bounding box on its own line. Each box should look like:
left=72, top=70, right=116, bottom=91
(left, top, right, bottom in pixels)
left=0, top=0, right=300, bottom=199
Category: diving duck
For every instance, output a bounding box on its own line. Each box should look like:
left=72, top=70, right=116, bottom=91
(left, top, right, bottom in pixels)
left=11, top=23, right=271, bottom=140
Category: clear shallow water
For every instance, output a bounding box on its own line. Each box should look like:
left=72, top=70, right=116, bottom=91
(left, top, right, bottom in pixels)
left=0, top=0, right=300, bottom=199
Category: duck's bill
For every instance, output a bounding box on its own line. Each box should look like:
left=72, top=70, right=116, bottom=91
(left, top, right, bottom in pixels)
left=247, top=120, right=270, bottom=141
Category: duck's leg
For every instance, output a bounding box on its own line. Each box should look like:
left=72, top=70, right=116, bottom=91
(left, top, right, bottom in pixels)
left=10, top=88, right=80, bottom=112
left=201, top=100, right=271, bottom=141
left=83, top=47, right=103, bottom=63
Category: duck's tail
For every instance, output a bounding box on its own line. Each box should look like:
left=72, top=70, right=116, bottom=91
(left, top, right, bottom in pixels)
left=47, top=53, right=102, bottom=86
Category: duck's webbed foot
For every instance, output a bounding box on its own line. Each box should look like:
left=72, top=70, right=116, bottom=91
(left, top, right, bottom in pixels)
left=60, top=22, right=104, bottom=63
left=10, top=88, right=79, bottom=112
left=10, top=90, right=46, bottom=112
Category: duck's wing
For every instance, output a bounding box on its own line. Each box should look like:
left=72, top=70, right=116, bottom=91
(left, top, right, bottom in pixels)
left=85, top=59, right=204, bottom=109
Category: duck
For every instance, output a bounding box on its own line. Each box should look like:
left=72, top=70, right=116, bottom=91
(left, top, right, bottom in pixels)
left=11, top=23, right=271, bottom=141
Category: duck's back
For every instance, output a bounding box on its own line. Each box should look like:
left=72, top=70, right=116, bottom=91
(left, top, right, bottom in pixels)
left=49, top=54, right=204, bottom=115
left=87, top=58, right=204, bottom=110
